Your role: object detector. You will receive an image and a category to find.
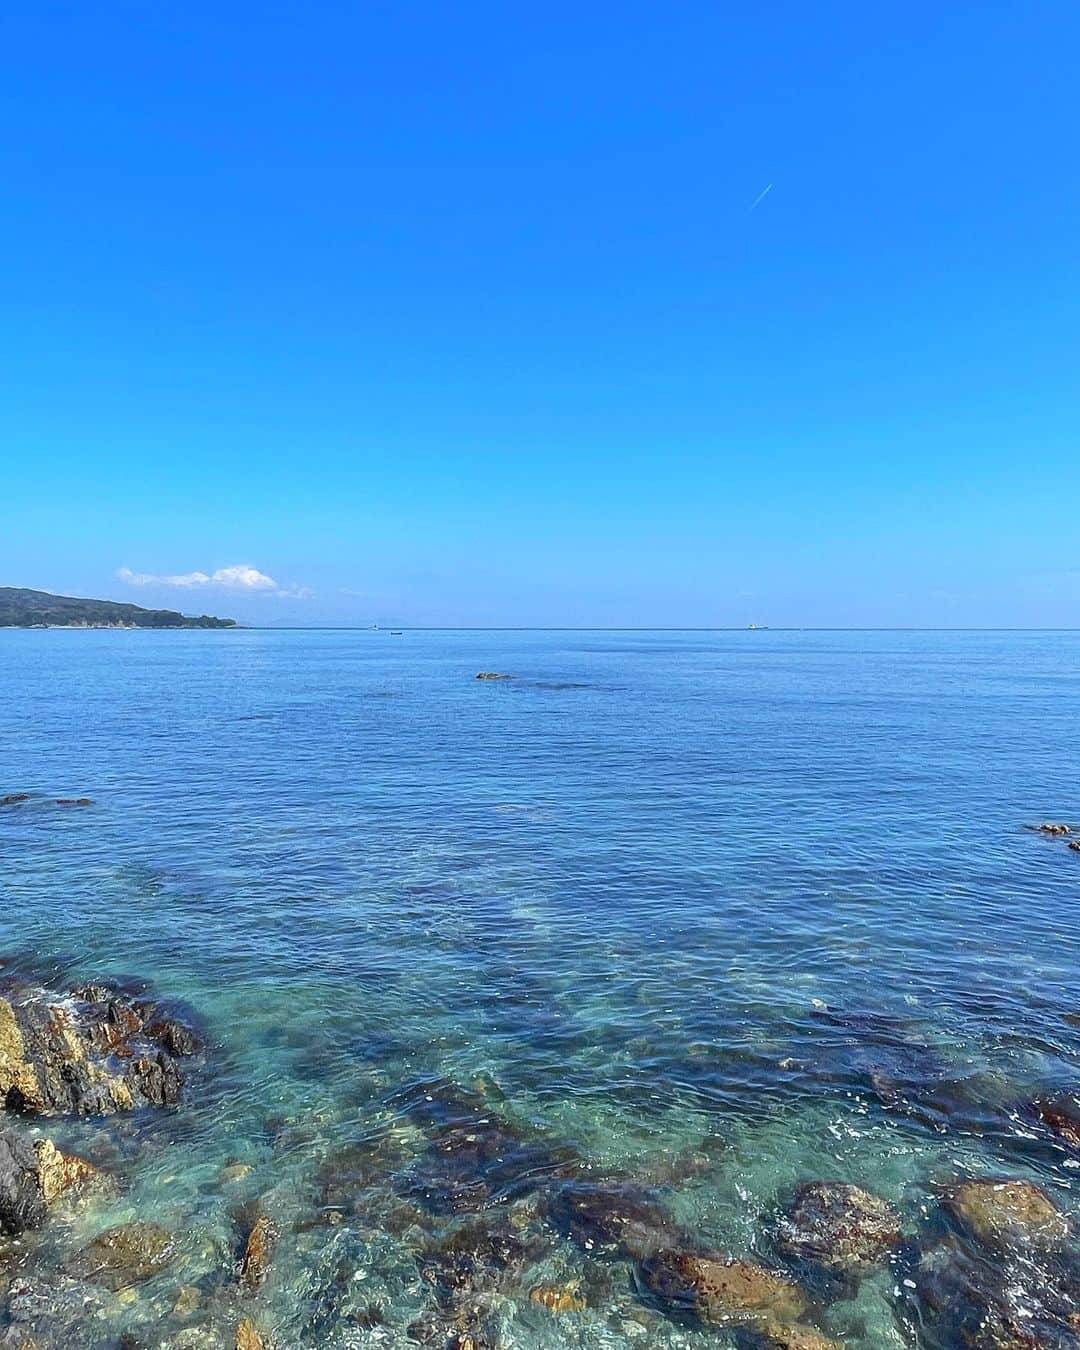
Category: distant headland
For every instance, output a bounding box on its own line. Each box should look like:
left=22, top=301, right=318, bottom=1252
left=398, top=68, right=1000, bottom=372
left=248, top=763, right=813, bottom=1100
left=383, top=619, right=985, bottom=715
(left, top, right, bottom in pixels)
left=0, top=587, right=237, bottom=629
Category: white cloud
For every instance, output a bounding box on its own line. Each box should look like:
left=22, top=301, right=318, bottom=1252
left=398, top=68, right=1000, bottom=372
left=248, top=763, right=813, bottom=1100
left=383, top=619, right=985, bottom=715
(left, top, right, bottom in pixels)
left=117, top=564, right=310, bottom=598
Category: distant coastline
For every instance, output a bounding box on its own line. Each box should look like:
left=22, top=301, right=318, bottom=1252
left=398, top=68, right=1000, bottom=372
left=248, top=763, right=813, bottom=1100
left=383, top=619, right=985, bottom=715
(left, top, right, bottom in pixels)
left=0, top=587, right=236, bottom=630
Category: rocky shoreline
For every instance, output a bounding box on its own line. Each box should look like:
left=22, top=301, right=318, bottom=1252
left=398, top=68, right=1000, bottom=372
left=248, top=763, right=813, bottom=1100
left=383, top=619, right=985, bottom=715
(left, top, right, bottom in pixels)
left=0, top=972, right=1074, bottom=1348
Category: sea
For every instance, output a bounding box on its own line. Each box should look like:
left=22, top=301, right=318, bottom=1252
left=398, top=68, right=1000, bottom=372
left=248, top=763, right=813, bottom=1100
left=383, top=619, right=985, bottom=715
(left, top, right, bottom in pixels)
left=1, top=628, right=1077, bottom=1348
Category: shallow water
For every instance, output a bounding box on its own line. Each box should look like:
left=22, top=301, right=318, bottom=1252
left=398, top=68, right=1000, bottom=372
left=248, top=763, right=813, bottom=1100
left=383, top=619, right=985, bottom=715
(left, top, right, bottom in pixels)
left=0, top=629, right=1077, bottom=1347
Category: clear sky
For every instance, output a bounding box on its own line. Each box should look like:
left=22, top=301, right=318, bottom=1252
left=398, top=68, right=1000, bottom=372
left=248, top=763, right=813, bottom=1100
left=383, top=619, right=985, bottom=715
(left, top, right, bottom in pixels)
left=3, top=2, right=1077, bottom=626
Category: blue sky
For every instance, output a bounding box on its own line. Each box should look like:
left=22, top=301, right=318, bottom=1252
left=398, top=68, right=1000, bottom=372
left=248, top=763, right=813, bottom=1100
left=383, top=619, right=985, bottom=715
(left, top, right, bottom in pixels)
left=3, top=2, right=1077, bottom=625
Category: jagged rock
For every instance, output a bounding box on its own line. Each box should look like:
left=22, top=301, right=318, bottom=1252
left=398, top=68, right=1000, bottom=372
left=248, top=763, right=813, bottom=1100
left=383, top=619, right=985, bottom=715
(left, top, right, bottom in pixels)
left=239, top=1213, right=276, bottom=1290
left=1069, top=840, right=1080, bottom=853
left=0, top=796, right=29, bottom=808
left=33, top=1139, right=99, bottom=1204
left=0, top=982, right=197, bottom=1117
left=774, top=1182, right=901, bottom=1271
left=942, top=1178, right=1070, bottom=1250
left=641, top=1249, right=808, bottom=1327
left=69, top=1221, right=175, bottom=1288
left=419, top=1216, right=536, bottom=1299
left=0, top=1130, right=98, bottom=1234
left=1033, top=823, right=1073, bottom=835
left=548, top=1181, right=677, bottom=1260
left=235, top=1320, right=265, bottom=1350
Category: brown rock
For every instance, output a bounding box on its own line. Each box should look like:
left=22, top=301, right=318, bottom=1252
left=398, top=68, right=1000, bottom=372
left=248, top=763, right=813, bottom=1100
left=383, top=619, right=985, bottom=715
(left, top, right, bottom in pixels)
left=70, top=1221, right=175, bottom=1288
left=942, top=1179, right=1069, bottom=1250
left=760, top=1323, right=844, bottom=1350
left=239, top=1213, right=276, bottom=1290
left=236, top=1319, right=265, bottom=1350
left=1034, top=823, right=1072, bottom=835
left=172, top=1284, right=201, bottom=1317
left=0, top=984, right=194, bottom=1118
left=530, top=1282, right=586, bottom=1313
left=642, top=1249, right=807, bottom=1326
left=33, top=1138, right=99, bottom=1204
left=775, top=1181, right=901, bottom=1271
left=1035, top=1098, right=1080, bottom=1150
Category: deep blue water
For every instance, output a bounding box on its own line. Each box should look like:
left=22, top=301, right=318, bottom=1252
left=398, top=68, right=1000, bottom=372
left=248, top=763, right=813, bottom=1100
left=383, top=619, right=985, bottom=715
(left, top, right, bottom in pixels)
left=0, top=629, right=1077, bottom=1347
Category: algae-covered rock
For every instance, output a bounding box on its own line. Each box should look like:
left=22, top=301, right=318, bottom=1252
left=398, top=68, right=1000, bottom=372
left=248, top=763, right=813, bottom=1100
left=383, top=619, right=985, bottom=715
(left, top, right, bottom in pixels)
left=69, top=1221, right=175, bottom=1289
left=775, top=1181, right=901, bottom=1272
left=549, top=1180, right=677, bottom=1260
left=641, top=1249, right=808, bottom=1327
left=942, top=1178, right=1070, bottom=1250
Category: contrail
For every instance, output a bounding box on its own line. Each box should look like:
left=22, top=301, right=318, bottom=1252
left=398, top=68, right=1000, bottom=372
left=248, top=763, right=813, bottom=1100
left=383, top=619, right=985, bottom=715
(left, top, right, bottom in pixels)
left=747, top=183, right=773, bottom=214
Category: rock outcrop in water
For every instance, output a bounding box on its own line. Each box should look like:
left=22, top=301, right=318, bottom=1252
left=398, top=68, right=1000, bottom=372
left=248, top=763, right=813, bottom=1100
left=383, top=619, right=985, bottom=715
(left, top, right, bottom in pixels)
left=0, top=1130, right=98, bottom=1235
left=0, top=979, right=198, bottom=1117
left=774, top=1182, right=902, bottom=1274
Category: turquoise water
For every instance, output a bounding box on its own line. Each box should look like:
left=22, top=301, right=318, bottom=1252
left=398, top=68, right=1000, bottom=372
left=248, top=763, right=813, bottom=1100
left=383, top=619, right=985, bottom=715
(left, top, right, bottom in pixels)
left=1, top=629, right=1077, bottom=1347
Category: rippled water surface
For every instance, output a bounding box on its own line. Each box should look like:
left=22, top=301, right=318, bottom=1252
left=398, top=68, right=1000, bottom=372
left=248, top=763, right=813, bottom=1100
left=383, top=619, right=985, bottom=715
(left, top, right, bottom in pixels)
left=1, top=629, right=1078, bottom=1348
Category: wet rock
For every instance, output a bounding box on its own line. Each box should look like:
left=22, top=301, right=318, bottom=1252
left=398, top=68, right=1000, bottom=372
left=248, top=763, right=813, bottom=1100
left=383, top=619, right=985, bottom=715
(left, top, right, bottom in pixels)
left=548, top=1180, right=678, bottom=1260
left=774, top=1182, right=901, bottom=1272
left=172, top=1284, right=201, bottom=1317
left=0, top=795, right=30, bottom=808
left=941, top=1178, right=1070, bottom=1250
left=235, top=1319, right=265, bottom=1350
left=640, top=1249, right=808, bottom=1328
left=897, top=1227, right=1080, bottom=1350
left=146, top=1018, right=200, bottom=1058
left=759, top=1324, right=843, bottom=1350
left=1069, top=840, right=1080, bottom=853
left=0, top=1130, right=98, bottom=1234
left=221, top=1163, right=253, bottom=1185
left=69, top=1221, right=175, bottom=1289
left=394, top=1078, right=579, bottom=1214
left=33, top=1138, right=99, bottom=1205
left=54, top=799, right=93, bottom=808
left=1035, top=1097, right=1080, bottom=1150
left=475, top=673, right=512, bottom=680
left=239, top=1213, right=276, bottom=1291
left=419, top=1216, right=537, bottom=1301
left=1032, top=823, right=1073, bottom=835
left=0, top=982, right=197, bottom=1117
left=529, top=1282, right=585, bottom=1313
left=0, top=1133, right=48, bottom=1234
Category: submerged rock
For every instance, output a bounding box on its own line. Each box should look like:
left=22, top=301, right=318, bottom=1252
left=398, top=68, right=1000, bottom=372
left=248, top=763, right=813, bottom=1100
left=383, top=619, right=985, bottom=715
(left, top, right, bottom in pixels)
left=529, top=1282, right=585, bottom=1313
left=239, top=1213, right=277, bottom=1291
left=759, top=1323, right=843, bottom=1350
left=1035, top=1097, right=1080, bottom=1151
left=0, top=981, right=198, bottom=1117
left=235, top=1319, right=265, bottom=1350
left=548, top=1180, right=678, bottom=1260
left=69, top=1221, right=175, bottom=1288
left=640, top=1249, right=808, bottom=1327
left=941, top=1178, right=1070, bottom=1250
left=475, top=673, right=512, bottom=681
left=897, top=1226, right=1080, bottom=1350
left=0, top=795, right=30, bottom=808
left=54, top=799, right=93, bottom=808
left=392, top=1077, right=579, bottom=1214
left=0, top=1130, right=98, bottom=1234
left=774, top=1181, right=901, bottom=1272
